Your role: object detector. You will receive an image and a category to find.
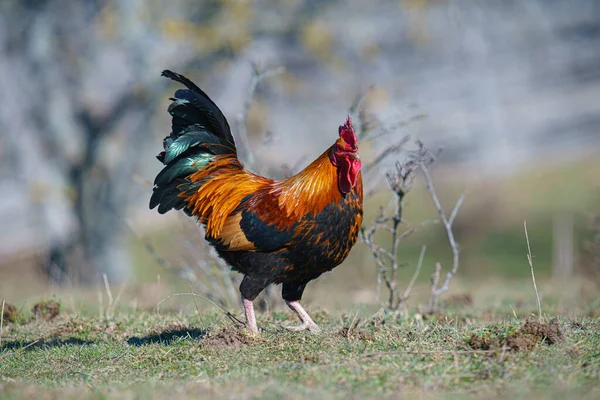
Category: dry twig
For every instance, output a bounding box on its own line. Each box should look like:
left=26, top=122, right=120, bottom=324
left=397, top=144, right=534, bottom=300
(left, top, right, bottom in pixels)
left=361, top=140, right=465, bottom=312
left=0, top=300, right=5, bottom=347
left=410, top=142, right=465, bottom=312
left=102, top=273, right=114, bottom=319
left=403, top=245, right=427, bottom=301
left=524, top=220, right=543, bottom=322
left=362, top=136, right=411, bottom=175
left=360, top=158, right=438, bottom=309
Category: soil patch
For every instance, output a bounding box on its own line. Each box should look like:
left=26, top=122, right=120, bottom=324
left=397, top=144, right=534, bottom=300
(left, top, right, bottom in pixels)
left=518, top=319, right=562, bottom=344
left=32, top=301, right=60, bottom=321
left=1, top=303, right=20, bottom=324
left=467, top=318, right=563, bottom=352
left=202, top=327, right=256, bottom=349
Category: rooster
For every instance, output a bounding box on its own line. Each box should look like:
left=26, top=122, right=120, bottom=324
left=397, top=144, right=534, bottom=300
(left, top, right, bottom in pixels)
left=150, top=70, right=363, bottom=333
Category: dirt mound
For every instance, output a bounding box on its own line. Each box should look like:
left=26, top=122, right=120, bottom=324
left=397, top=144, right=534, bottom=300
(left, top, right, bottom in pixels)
left=468, top=332, right=496, bottom=351
left=1, top=302, right=20, bottom=323
left=504, top=332, right=538, bottom=351
left=1, top=300, right=61, bottom=325
left=468, top=318, right=563, bottom=352
left=519, top=319, right=562, bottom=344
left=337, top=327, right=375, bottom=341
left=202, top=327, right=256, bottom=349
left=32, top=301, right=60, bottom=321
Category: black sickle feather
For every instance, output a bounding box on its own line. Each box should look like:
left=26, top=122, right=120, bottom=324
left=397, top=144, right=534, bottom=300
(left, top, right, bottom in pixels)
left=161, top=70, right=234, bottom=145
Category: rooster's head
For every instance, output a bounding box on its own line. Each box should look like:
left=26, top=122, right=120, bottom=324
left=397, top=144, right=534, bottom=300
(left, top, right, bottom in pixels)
left=330, top=115, right=362, bottom=194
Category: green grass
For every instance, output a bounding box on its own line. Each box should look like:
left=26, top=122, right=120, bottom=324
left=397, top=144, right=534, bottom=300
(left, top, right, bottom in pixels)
left=1, top=291, right=599, bottom=399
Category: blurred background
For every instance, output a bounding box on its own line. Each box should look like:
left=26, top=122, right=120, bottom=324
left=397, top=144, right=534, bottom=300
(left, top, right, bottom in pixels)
left=1, top=0, right=599, bottom=310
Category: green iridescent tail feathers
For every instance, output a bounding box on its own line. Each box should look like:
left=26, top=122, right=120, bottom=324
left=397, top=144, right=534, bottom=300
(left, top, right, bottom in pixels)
left=149, top=70, right=238, bottom=215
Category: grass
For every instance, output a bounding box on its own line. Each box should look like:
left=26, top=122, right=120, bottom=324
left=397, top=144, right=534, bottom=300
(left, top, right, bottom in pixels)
left=1, top=285, right=599, bottom=399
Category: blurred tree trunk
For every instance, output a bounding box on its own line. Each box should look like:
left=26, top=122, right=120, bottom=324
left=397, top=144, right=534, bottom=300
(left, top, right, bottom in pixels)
left=0, top=0, right=170, bottom=284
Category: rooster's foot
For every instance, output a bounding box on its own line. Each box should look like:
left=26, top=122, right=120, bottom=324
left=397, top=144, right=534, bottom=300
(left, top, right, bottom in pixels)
left=283, top=300, right=321, bottom=333
left=281, top=321, right=321, bottom=333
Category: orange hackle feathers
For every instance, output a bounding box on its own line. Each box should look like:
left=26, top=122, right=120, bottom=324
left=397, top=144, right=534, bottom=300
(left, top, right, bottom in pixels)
left=272, top=149, right=357, bottom=224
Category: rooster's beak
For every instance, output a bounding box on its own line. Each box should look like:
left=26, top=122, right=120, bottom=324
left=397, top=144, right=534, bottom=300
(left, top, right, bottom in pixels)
left=350, top=153, right=360, bottom=161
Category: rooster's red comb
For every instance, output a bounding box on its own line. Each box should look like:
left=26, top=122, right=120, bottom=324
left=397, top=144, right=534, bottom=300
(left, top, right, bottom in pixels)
left=338, top=115, right=358, bottom=150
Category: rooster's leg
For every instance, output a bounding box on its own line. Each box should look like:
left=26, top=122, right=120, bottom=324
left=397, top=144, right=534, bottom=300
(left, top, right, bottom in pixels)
left=283, top=300, right=321, bottom=333
left=240, top=276, right=264, bottom=333
left=281, top=281, right=321, bottom=333
left=243, top=298, right=259, bottom=333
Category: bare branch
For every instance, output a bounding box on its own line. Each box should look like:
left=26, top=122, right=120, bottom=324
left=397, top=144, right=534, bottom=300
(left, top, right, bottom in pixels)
left=362, top=114, right=426, bottom=143
left=361, top=139, right=465, bottom=312
left=371, top=244, right=395, bottom=261
left=402, top=245, right=427, bottom=301
left=360, top=147, right=441, bottom=310
left=448, top=193, right=467, bottom=227
left=362, top=135, right=410, bottom=175
left=414, top=150, right=464, bottom=311
left=418, top=162, right=446, bottom=224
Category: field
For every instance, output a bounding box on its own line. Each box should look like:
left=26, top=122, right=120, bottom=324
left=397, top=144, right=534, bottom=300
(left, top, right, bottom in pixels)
left=1, top=156, right=600, bottom=399
left=1, top=277, right=599, bottom=399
